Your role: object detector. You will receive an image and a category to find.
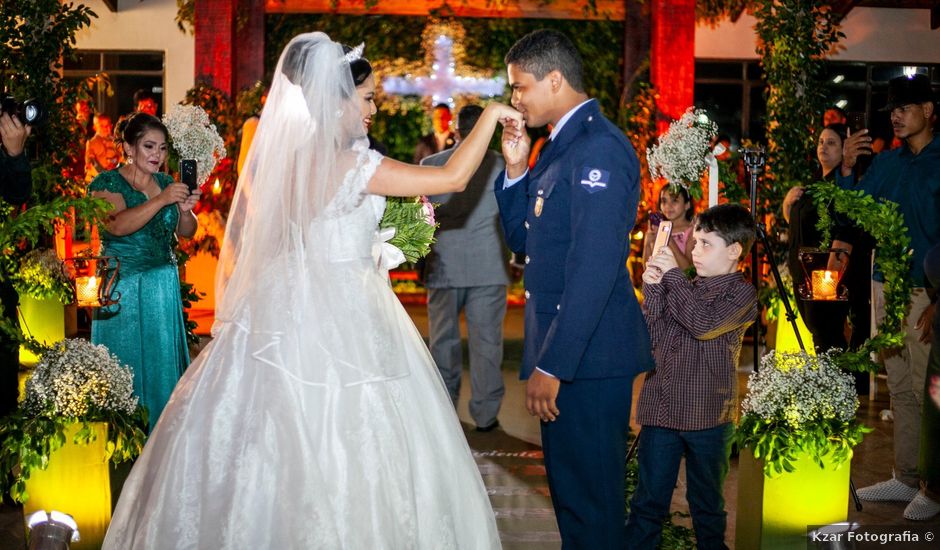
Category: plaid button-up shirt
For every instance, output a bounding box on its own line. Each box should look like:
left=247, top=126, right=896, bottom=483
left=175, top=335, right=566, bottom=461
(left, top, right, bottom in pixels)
left=636, top=269, right=757, bottom=431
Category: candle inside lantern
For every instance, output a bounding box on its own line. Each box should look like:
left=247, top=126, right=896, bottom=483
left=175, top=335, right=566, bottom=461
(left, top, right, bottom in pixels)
left=811, top=270, right=838, bottom=300
left=75, top=276, right=100, bottom=307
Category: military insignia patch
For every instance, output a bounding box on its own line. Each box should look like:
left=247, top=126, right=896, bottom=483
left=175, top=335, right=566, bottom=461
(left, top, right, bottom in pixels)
left=579, top=167, right=609, bottom=193
left=534, top=196, right=544, bottom=217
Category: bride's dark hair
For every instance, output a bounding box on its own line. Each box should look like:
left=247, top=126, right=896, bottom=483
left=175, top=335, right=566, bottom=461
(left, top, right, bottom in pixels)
left=342, top=44, right=373, bottom=86
left=280, top=40, right=372, bottom=91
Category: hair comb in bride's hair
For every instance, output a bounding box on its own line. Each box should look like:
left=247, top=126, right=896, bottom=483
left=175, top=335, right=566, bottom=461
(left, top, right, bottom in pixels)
left=343, top=43, right=365, bottom=64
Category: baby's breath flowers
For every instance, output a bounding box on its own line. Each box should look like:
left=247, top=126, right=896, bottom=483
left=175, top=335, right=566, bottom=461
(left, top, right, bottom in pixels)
left=0, top=339, right=148, bottom=502
left=162, top=104, right=227, bottom=187
left=23, top=339, right=138, bottom=417
left=647, top=107, right=718, bottom=199
left=736, top=350, right=870, bottom=476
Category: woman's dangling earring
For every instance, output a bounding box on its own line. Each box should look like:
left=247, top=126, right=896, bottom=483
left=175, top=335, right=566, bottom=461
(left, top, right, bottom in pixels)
left=127, top=156, right=134, bottom=165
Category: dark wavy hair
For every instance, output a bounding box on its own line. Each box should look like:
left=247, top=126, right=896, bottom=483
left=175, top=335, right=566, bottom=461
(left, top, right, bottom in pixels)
left=120, top=112, right=168, bottom=147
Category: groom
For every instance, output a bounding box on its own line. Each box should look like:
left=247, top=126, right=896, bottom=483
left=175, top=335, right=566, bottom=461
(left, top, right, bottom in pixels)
left=496, top=29, right=654, bottom=547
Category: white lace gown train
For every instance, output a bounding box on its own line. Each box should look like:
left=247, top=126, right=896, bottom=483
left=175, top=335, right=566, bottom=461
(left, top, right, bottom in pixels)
left=103, top=145, right=501, bottom=549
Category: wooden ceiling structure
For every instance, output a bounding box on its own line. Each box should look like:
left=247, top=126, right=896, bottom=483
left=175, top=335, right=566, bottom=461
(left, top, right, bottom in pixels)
left=97, top=1, right=940, bottom=28
left=832, top=0, right=940, bottom=29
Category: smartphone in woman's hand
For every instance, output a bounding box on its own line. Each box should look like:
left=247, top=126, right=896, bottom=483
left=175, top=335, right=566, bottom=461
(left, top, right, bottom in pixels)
left=181, top=159, right=198, bottom=193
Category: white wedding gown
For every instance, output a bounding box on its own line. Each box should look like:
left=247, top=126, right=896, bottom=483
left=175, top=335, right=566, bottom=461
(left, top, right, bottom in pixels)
left=103, top=145, right=502, bottom=549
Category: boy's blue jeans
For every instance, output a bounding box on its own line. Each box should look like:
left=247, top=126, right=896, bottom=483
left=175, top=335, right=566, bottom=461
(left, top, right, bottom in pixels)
left=625, top=423, right=734, bottom=550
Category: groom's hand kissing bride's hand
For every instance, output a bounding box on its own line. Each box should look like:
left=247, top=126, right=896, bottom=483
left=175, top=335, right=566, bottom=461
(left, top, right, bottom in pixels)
left=526, top=370, right=560, bottom=422
left=500, top=113, right=529, bottom=170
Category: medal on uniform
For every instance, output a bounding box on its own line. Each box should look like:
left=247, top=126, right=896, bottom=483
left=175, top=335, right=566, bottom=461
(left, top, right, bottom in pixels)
left=534, top=197, right=544, bottom=217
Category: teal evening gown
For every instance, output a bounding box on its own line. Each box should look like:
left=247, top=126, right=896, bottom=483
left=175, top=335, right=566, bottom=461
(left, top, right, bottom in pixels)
left=89, top=169, right=190, bottom=430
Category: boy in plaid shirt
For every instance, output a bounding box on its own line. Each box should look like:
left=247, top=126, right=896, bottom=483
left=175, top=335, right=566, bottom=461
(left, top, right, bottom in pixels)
left=625, top=203, right=757, bottom=549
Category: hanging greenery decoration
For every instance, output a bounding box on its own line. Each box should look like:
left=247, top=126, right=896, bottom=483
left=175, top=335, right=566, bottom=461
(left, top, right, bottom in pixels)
left=809, top=180, right=912, bottom=372
left=751, top=0, right=842, bottom=250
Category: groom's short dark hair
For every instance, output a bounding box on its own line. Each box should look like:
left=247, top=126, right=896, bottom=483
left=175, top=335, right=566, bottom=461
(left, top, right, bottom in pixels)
left=504, top=29, right=585, bottom=93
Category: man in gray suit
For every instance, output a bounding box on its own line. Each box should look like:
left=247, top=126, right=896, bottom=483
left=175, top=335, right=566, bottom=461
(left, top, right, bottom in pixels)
left=421, top=104, right=509, bottom=432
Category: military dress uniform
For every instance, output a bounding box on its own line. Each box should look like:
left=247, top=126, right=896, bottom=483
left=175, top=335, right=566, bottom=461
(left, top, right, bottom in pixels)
left=495, top=99, right=654, bottom=547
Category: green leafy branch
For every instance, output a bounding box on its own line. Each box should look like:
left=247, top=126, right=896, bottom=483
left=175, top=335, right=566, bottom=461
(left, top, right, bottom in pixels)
left=379, top=198, right=438, bottom=265
left=0, top=406, right=148, bottom=503
left=736, top=413, right=870, bottom=477
left=808, top=181, right=912, bottom=372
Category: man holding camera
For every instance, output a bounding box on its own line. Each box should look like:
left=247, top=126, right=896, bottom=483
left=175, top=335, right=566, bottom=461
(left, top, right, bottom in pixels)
left=0, top=108, right=33, bottom=418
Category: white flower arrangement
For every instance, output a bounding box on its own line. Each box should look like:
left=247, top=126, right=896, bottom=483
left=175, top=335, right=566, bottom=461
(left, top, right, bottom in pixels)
left=22, top=339, right=139, bottom=418
left=646, top=107, right=718, bottom=199
left=736, top=350, right=869, bottom=476
left=162, top=104, right=227, bottom=187
left=741, top=350, right=858, bottom=429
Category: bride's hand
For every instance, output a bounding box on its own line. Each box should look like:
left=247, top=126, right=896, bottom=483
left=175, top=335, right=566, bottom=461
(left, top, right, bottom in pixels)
left=488, top=103, right=524, bottom=134
left=485, top=103, right=527, bottom=168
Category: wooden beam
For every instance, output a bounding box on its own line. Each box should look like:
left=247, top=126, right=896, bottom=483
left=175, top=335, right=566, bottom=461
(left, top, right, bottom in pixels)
left=264, top=0, right=626, bottom=20
left=830, top=0, right=863, bottom=22
left=859, top=1, right=939, bottom=7
left=622, top=0, right=650, bottom=93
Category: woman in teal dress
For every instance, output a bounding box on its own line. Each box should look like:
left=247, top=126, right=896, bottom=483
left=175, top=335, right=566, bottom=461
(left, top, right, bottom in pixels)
left=89, top=113, right=199, bottom=430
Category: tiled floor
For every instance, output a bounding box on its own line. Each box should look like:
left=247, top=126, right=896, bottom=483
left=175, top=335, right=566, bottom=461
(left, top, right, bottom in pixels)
left=1, top=304, right=937, bottom=549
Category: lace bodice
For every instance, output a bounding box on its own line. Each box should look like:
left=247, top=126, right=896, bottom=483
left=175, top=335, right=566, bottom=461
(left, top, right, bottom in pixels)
left=89, top=170, right=179, bottom=274
left=311, top=140, right=385, bottom=263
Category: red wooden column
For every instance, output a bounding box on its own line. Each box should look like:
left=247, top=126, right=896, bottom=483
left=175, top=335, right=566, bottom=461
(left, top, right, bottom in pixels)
left=195, top=0, right=265, bottom=96
left=650, top=0, right=695, bottom=133
left=235, top=0, right=266, bottom=93
left=195, top=0, right=235, bottom=95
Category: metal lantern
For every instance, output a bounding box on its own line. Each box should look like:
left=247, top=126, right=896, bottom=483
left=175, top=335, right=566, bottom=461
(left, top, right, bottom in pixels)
left=796, top=247, right=850, bottom=302
left=62, top=256, right=121, bottom=308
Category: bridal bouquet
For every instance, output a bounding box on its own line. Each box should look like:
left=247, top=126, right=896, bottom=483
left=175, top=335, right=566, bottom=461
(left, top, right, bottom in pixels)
left=647, top=107, right=717, bottom=199
left=0, top=339, right=147, bottom=501
left=736, top=350, right=870, bottom=477
left=379, top=196, right=438, bottom=264
left=162, top=104, right=227, bottom=187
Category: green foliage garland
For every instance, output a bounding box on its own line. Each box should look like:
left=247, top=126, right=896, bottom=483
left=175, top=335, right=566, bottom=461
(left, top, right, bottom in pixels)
left=808, top=181, right=912, bottom=372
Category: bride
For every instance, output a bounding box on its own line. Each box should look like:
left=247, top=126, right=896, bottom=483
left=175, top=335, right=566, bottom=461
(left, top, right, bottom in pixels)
left=102, top=32, right=521, bottom=549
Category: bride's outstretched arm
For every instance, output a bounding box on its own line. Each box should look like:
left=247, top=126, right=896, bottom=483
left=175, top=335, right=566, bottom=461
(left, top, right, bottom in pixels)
left=367, top=103, right=523, bottom=197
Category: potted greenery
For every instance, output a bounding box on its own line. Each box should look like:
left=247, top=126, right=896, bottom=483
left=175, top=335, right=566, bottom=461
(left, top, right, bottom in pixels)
left=735, top=350, right=870, bottom=549
left=0, top=338, right=147, bottom=549
left=10, top=248, right=73, bottom=365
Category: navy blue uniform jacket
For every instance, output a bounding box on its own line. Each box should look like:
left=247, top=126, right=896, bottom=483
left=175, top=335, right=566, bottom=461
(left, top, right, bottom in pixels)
left=495, top=100, right=654, bottom=381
